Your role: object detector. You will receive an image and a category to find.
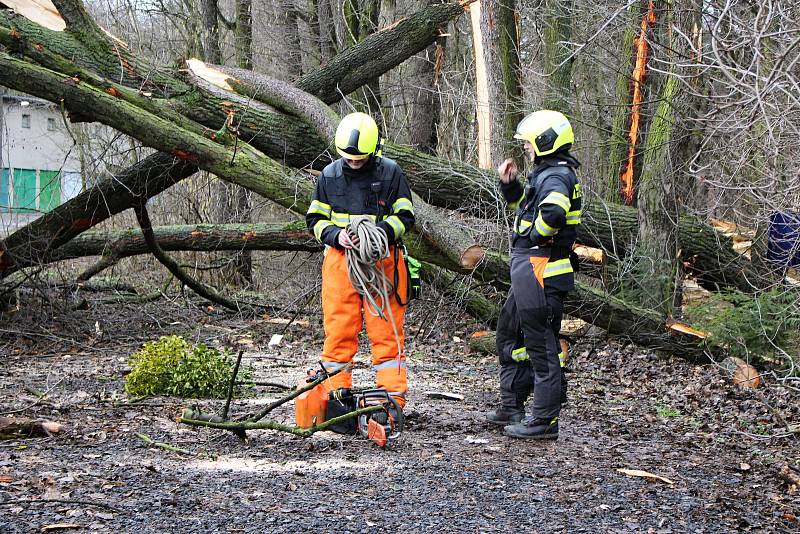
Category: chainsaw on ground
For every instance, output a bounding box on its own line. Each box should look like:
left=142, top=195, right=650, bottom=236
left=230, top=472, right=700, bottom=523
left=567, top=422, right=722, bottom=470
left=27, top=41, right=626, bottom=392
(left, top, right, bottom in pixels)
left=295, top=367, right=404, bottom=447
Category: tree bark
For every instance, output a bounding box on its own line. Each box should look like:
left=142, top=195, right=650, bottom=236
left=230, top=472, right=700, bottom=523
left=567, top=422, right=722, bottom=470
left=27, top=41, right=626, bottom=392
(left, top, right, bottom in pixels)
left=235, top=0, right=254, bottom=70
left=541, top=0, right=574, bottom=112
left=406, top=0, right=444, bottom=154
left=342, top=0, right=382, bottom=112
left=53, top=222, right=319, bottom=265
left=478, top=0, right=522, bottom=167
left=469, top=282, right=715, bottom=363
left=621, top=0, right=682, bottom=314
left=279, top=0, right=302, bottom=77
left=200, top=0, right=222, bottom=64
left=604, top=3, right=636, bottom=203
left=315, top=0, right=338, bottom=63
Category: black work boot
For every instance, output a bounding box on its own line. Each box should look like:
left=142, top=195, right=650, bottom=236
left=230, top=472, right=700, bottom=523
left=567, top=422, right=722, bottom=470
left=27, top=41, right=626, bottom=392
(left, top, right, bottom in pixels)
left=504, top=416, right=559, bottom=440
left=486, top=407, right=525, bottom=427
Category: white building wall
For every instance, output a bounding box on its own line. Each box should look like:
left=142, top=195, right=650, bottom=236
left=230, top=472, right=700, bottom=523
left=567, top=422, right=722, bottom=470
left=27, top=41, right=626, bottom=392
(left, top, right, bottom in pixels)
left=1, top=93, right=83, bottom=234
left=1, top=99, right=81, bottom=173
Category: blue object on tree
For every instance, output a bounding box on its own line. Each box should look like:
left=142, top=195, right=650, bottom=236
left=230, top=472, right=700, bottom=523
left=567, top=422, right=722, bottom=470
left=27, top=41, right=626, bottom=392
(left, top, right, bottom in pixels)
left=767, top=212, right=800, bottom=268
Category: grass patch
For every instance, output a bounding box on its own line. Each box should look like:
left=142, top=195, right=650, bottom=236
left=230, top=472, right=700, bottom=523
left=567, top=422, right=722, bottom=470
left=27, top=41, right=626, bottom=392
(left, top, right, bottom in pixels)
left=656, top=404, right=681, bottom=418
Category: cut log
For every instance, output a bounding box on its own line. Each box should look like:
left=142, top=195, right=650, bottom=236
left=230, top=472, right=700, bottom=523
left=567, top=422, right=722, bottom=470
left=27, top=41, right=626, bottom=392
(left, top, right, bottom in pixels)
left=0, top=417, right=63, bottom=440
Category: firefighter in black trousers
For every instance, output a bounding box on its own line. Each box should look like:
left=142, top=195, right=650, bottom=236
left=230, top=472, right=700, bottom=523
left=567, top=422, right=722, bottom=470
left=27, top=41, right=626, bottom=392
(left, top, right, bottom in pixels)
left=486, top=110, right=582, bottom=440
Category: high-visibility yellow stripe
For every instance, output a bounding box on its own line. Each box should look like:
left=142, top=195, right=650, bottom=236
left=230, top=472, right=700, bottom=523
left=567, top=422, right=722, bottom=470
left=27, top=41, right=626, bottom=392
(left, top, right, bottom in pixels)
left=330, top=212, right=381, bottom=227
left=543, top=258, right=572, bottom=278
left=512, top=347, right=529, bottom=361
left=535, top=215, right=557, bottom=237
left=516, top=217, right=532, bottom=230
left=385, top=215, right=405, bottom=238
left=313, top=220, right=334, bottom=241
left=392, top=197, right=414, bottom=213
left=566, top=210, right=581, bottom=225
left=331, top=211, right=350, bottom=227
left=307, top=200, right=331, bottom=217
left=508, top=191, right=525, bottom=210
left=540, top=191, right=570, bottom=212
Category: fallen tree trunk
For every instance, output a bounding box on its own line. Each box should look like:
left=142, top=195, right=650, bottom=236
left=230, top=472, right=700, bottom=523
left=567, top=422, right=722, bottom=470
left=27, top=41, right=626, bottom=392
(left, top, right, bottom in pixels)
left=52, top=221, right=319, bottom=264
left=420, top=261, right=501, bottom=328
left=468, top=281, right=715, bottom=363
left=0, top=3, right=755, bottom=293
left=51, top=224, right=715, bottom=360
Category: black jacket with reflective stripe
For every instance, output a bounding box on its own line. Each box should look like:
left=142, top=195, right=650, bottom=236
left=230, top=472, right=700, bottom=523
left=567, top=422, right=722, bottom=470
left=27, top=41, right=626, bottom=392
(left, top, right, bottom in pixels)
left=500, top=154, right=582, bottom=289
left=305, top=156, right=415, bottom=248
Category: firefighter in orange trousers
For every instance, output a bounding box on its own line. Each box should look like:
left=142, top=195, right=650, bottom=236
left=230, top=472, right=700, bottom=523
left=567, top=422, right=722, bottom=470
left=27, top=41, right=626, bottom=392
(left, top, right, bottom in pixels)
left=305, top=112, right=415, bottom=412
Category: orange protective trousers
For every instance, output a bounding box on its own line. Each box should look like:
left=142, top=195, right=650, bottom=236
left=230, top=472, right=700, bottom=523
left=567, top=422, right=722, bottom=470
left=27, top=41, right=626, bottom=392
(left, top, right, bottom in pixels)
left=320, top=246, right=408, bottom=406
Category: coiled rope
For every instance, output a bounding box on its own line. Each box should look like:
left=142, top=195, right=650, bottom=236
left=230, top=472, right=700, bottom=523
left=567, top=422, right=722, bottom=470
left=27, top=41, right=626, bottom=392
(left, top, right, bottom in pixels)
left=345, top=216, right=404, bottom=363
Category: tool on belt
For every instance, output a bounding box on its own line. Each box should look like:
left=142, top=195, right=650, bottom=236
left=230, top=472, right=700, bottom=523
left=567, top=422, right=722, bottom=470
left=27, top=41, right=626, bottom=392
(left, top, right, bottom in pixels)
left=295, top=366, right=404, bottom=447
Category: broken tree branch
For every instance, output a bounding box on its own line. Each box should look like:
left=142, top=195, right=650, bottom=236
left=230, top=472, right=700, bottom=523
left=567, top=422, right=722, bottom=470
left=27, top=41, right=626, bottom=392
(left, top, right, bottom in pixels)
left=133, top=203, right=242, bottom=312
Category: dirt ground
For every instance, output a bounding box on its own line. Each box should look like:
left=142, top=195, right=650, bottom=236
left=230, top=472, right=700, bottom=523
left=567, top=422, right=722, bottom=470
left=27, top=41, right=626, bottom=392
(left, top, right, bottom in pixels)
left=0, top=297, right=798, bottom=534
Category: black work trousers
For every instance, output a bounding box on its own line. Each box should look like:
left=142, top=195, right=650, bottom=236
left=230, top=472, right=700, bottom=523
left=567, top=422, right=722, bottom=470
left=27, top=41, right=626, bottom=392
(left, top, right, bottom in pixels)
left=495, top=250, right=566, bottom=420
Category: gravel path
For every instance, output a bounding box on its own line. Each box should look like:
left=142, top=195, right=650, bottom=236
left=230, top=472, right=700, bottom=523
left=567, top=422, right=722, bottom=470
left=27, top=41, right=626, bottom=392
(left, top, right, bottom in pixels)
left=1, top=302, right=798, bottom=533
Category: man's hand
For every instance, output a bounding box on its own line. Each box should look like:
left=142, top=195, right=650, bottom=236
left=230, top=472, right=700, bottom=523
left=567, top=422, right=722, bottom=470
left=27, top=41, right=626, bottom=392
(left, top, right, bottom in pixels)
left=337, top=229, right=360, bottom=249
left=497, top=158, right=518, bottom=184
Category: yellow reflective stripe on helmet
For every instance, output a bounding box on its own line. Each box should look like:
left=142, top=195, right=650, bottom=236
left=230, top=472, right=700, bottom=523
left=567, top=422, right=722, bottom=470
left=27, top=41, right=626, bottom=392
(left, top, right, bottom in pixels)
left=512, top=347, right=529, bottom=361
left=540, top=191, right=570, bottom=212
left=508, top=191, right=525, bottom=210
left=313, top=220, right=334, bottom=241
left=307, top=200, right=332, bottom=217
left=535, top=215, right=557, bottom=237
left=543, top=258, right=573, bottom=278
left=385, top=215, right=405, bottom=238
left=566, top=210, right=581, bottom=225
left=392, top=197, right=414, bottom=213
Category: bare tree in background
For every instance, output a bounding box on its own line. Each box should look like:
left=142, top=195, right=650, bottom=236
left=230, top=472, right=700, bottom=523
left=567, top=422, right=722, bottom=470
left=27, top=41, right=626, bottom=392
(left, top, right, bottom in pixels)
left=406, top=0, right=446, bottom=154
left=477, top=0, right=522, bottom=167
left=342, top=0, right=382, bottom=112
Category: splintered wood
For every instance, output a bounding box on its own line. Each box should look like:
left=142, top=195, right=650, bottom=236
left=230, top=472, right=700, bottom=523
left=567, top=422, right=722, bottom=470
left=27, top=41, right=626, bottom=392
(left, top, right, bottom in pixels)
left=709, top=218, right=754, bottom=258
left=186, top=59, right=236, bottom=92
left=3, top=0, right=66, bottom=31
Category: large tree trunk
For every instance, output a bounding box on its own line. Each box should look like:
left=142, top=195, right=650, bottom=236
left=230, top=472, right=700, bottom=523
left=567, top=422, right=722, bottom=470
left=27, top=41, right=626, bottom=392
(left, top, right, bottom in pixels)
left=200, top=0, right=222, bottom=64
left=279, top=0, right=302, bottom=77
left=342, top=0, right=382, bottom=112
left=406, top=0, right=444, bottom=154
left=604, top=3, right=637, bottom=203
left=541, top=0, right=574, bottom=112
left=621, top=0, right=682, bottom=315
left=53, top=222, right=318, bottom=262
left=477, top=0, right=522, bottom=166
left=469, top=283, right=715, bottom=363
